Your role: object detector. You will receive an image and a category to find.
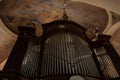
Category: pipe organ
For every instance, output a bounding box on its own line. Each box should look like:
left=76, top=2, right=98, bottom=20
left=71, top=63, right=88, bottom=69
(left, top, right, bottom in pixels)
left=0, top=20, right=120, bottom=80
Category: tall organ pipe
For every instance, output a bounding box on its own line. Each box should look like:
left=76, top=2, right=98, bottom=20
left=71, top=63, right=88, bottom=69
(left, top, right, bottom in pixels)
left=3, top=27, right=35, bottom=74
left=40, top=32, right=100, bottom=78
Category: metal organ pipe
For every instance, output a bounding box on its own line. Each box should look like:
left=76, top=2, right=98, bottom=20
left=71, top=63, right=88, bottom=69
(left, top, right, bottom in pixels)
left=0, top=21, right=120, bottom=80
left=94, top=47, right=119, bottom=79
left=40, top=32, right=100, bottom=78
left=20, top=38, right=41, bottom=77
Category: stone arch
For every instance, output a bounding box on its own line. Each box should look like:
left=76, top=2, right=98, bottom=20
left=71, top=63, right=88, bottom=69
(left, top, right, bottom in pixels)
left=106, top=21, right=120, bottom=35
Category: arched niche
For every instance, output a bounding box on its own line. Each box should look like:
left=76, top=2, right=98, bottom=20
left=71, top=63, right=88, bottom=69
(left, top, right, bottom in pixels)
left=110, top=27, right=120, bottom=56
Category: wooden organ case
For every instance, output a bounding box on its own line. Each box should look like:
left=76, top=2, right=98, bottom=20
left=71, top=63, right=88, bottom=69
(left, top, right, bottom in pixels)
left=0, top=20, right=120, bottom=80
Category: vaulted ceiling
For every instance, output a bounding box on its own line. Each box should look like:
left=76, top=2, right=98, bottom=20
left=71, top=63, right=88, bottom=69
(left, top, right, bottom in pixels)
left=0, top=0, right=109, bottom=37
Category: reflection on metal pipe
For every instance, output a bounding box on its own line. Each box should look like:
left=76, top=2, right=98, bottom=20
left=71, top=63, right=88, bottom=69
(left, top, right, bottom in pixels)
left=20, top=38, right=41, bottom=77
left=94, top=47, right=119, bottom=79
left=40, top=32, right=99, bottom=78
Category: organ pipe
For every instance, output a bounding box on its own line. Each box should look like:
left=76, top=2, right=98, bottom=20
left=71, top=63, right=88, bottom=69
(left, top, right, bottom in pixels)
left=0, top=20, right=119, bottom=80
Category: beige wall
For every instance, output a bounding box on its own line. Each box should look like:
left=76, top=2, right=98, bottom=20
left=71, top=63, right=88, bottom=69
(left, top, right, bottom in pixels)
left=0, top=19, right=17, bottom=70
left=0, top=59, right=7, bottom=70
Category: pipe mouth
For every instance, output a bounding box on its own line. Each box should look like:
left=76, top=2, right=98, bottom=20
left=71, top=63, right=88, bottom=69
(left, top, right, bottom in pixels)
left=69, top=75, right=85, bottom=80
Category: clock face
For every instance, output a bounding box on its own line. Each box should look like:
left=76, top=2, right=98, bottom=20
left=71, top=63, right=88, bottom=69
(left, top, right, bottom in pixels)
left=69, top=75, right=85, bottom=80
